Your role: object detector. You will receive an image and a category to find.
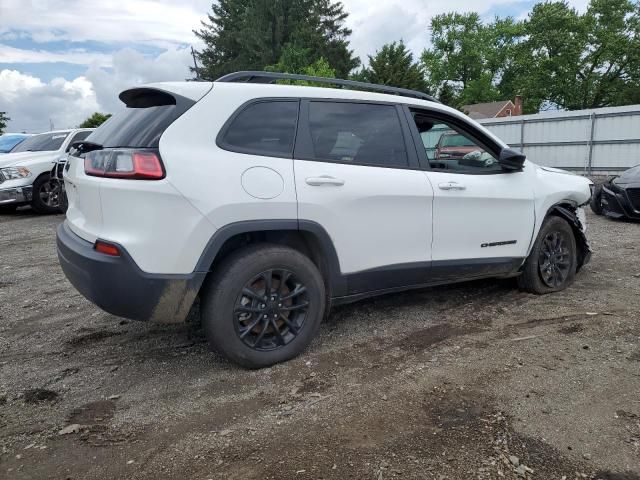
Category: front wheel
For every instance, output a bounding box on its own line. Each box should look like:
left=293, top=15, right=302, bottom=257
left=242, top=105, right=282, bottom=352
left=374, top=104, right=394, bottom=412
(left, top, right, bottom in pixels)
left=200, top=244, right=326, bottom=368
left=31, top=174, right=64, bottom=214
left=517, top=216, right=578, bottom=294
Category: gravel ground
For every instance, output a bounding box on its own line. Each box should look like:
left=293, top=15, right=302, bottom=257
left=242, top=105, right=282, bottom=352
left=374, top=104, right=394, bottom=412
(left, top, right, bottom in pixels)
left=0, top=208, right=639, bottom=480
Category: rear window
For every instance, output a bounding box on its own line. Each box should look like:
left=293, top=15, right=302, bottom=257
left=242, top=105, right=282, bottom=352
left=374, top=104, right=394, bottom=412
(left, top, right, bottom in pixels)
left=86, top=105, right=181, bottom=149
left=219, top=100, right=299, bottom=158
left=11, top=132, right=69, bottom=153
left=83, top=88, right=196, bottom=149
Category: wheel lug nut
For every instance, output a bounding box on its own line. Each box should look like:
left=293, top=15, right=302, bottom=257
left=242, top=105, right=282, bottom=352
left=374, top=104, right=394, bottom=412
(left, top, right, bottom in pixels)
left=273, top=314, right=278, bottom=318
left=263, top=314, right=268, bottom=319
left=278, top=303, right=282, bottom=307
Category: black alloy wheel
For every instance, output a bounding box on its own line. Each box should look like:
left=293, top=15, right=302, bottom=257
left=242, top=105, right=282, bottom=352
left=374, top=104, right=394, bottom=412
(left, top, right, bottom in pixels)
left=234, top=269, right=309, bottom=351
left=538, top=231, right=572, bottom=288
left=517, top=215, right=577, bottom=294
left=200, top=244, right=325, bottom=368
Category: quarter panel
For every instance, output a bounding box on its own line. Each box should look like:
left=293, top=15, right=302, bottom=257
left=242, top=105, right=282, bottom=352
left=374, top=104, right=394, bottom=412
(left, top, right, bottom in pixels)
left=159, top=86, right=298, bottom=230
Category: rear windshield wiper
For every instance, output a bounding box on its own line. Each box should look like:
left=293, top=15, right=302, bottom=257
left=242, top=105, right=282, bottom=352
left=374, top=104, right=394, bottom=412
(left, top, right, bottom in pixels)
left=72, top=141, right=103, bottom=155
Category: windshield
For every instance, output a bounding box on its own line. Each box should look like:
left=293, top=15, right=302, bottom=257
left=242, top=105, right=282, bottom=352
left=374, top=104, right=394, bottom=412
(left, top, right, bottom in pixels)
left=0, top=134, right=28, bottom=153
left=11, top=132, right=70, bottom=153
left=441, top=134, right=475, bottom=148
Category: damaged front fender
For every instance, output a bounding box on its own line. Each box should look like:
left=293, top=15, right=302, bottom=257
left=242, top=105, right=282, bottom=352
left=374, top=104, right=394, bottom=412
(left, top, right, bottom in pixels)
left=549, top=205, right=592, bottom=271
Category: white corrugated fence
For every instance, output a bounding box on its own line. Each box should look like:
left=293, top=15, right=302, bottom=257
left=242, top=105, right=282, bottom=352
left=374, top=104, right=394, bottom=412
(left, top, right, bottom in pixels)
left=478, top=104, right=640, bottom=174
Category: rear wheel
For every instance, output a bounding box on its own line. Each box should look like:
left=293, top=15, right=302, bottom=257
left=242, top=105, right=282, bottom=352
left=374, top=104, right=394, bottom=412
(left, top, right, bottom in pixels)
left=31, top=174, right=64, bottom=214
left=200, top=244, right=326, bottom=368
left=590, top=184, right=603, bottom=215
left=517, top=216, right=577, bottom=294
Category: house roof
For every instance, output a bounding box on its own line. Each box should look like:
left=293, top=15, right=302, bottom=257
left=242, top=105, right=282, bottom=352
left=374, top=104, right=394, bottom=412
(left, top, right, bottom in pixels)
left=462, top=100, right=515, bottom=119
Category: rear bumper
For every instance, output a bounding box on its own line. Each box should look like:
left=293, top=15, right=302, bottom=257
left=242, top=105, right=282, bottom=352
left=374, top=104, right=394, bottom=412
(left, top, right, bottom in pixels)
left=0, top=185, right=32, bottom=205
left=56, top=222, right=206, bottom=323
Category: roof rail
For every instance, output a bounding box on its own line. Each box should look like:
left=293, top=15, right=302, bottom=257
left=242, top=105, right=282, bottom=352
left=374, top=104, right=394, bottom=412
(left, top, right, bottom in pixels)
left=215, top=71, right=440, bottom=103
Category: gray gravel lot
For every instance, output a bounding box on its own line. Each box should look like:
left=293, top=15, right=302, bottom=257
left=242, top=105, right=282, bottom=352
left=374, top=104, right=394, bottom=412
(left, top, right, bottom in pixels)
left=0, top=208, right=639, bottom=480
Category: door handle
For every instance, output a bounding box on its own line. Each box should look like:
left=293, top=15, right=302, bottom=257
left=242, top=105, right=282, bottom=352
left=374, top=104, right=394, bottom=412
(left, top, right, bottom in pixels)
left=438, top=181, right=466, bottom=191
left=305, top=176, right=345, bottom=187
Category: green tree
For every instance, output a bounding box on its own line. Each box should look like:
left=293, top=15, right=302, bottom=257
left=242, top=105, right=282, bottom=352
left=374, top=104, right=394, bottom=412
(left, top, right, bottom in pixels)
left=266, top=48, right=336, bottom=86
left=356, top=41, right=428, bottom=92
left=194, top=0, right=359, bottom=80
left=421, top=13, right=523, bottom=109
left=0, top=112, right=9, bottom=135
left=520, top=0, right=640, bottom=110
left=79, top=112, right=112, bottom=128
left=421, top=0, right=640, bottom=113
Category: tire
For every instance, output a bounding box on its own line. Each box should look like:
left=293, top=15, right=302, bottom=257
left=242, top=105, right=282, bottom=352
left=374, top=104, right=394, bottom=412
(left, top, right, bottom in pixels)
left=517, top=216, right=577, bottom=294
left=590, top=184, right=603, bottom=215
left=31, top=174, right=64, bottom=214
left=200, top=244, right=326, bottom=369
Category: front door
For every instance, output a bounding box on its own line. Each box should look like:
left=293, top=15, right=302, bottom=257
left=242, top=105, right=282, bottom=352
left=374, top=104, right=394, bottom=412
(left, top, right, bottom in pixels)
left=294, top=100, right=434, bottom=295
left=406, top=107, right=535, bottom=281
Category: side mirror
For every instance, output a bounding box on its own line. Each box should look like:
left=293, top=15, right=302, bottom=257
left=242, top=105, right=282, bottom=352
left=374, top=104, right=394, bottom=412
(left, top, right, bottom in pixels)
left=498, top=148, right=526, bottom=171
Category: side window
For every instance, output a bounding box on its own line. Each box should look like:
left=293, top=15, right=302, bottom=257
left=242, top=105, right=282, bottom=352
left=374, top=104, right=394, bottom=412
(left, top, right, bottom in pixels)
left=411, top=110, right=503, bottom=174
left=220, top=100, right=298, bottom=157
left=66, top=131, right=91, bottom=152
left=307, top=102, right=408, bottom=168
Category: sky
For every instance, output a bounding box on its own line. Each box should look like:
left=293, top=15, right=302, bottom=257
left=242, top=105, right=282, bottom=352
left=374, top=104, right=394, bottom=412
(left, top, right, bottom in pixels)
left=0, top=0, right=589, bottom=132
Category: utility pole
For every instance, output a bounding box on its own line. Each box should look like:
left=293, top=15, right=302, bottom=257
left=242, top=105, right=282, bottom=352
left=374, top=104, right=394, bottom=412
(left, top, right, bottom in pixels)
left=49, top=118, right=54, bottom=131
left=191, top=46, right=201, bottom=81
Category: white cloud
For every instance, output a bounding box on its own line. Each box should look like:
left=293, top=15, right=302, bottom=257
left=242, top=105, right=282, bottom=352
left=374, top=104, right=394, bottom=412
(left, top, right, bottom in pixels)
left=342, top=0, right=536, bottom=62
left=0, top=46, right=192, bottom=132
left=0, top=0, right=592, bottom=132
left=85, top=47, right=194, bottom=113
left=0, top=69, right=100, bottom=132
left=0, top=44, right=112, bottom=66
left=0, top=0, right=208, bottom=49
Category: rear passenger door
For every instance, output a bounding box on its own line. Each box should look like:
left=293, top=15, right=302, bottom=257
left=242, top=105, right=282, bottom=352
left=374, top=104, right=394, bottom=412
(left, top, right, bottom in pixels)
left=294, top=100, right=434, bottom=294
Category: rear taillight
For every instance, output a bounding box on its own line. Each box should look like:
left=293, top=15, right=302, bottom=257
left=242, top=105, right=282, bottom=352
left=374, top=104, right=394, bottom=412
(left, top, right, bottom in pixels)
left=94, top=240, right=120, bottom=256
left=84, top=149, right=164, bottom=180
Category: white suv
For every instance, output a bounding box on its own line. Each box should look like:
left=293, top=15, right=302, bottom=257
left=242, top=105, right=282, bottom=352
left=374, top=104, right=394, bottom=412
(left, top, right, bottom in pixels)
left=56, top=72, right=593, bottom=368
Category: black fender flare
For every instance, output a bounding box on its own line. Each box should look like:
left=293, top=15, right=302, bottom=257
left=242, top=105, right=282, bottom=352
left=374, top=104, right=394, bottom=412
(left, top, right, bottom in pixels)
left=193, top=219, right=347, bottom=296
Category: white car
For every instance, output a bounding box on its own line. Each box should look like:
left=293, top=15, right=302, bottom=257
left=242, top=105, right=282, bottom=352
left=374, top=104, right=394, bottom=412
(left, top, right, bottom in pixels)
left=57, top=72, right=593, bottom=368
left=0, top=128, right=93, bottom=213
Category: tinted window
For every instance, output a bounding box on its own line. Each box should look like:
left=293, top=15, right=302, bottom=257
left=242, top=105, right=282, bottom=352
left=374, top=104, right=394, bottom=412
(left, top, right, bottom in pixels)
left=11, top=132, right=70, bottom=153
left=307, top=102, right=407, bottom=167
left=66, top=130, right=92, bottom=152
left=440, top=134, right=475, bottom=148
left=221, top=101, right=298, bottom=157
left=412, top=110, right=502, bottom=174
left=86, top=105, right=182, bottom=148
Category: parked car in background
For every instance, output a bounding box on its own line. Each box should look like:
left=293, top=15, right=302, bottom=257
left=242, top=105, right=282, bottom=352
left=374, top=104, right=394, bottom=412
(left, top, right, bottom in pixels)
left=0, top=129, right=93, bottom=213
left=57, top=72, right=592, bottom=368
left=435, top=132, right=478, bottom=159
left=590, top=165, right=640, bottom=221
left=0, top=133, right=31, bottom=154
